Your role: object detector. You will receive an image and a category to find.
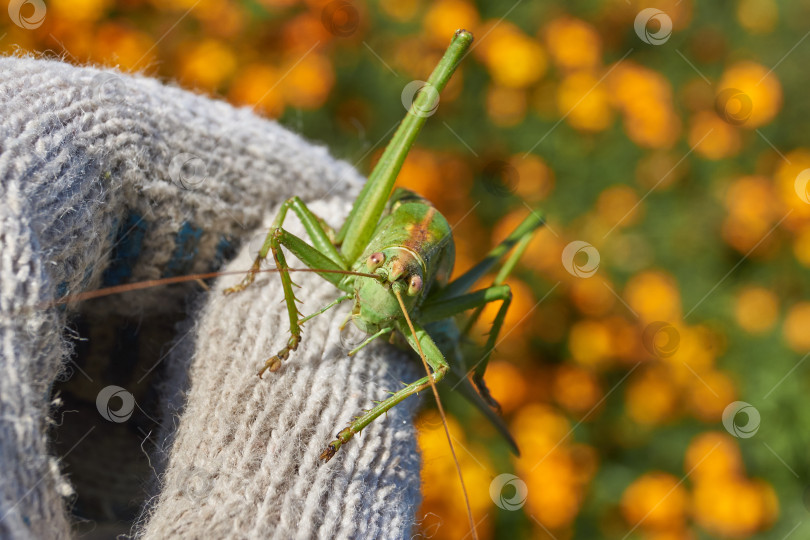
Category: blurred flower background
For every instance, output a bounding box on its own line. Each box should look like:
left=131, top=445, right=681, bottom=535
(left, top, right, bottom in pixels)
left=4, top=0, right=810, bottom=538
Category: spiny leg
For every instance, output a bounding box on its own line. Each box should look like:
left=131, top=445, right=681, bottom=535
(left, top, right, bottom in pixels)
left=224, top=196, right=347, bottom=295
left=320, top=319, right=448, bottom=461
left=421, top=285, right=512, bottom=411
left=258, top=230, right=302, bottom=377
left=256, top=228, right=353, bottom=377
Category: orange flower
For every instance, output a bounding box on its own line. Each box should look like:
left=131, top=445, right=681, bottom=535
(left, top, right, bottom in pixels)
left=508, top=153, right=555, bottom=202
left=552, top=365, right=603, bottom=416
left=692, top=478, right=770, bottom=537
left=482, top=360, right=527, bottom=414
left=568, top=319, right=614, bottom=368
left=737, top=0, right=779, bottom=34
left=621, top=472, right=688, bottom=531
left=178, top=39, right=237, bottom=90
left=783, top=302, right=810, bottom=352
left=556, top=71, right=613, bottom=132
left=608, top=62, right=680, bottom=148
left=722, top=175, right=782, bottom=254
left=687, top=370, right=737, bottom=422
left=569, top=276, right=615, bottom=316
left=774, top=149, right=810, bottom=222
left=280, top=53, right=335, bottom=109
left=734, top=286, right=779, bottom=333
left=717, top=61, right=782, bottom=128
left=543, top=16, right=602, bottom=72
left=51, top=0, right=110, bottom=22
left=624, top=270, right=682, bottom=323
left=94, top=24, right=155, bottom=71
left=228, top=64, right=285, bottom=116
left=625, top=364, right=680, bottom=425
left=486, top=85, right=527, bottom=126
left=684, top=432, right=744, bottom=482
left=478, top=23, right=547, bottom=89
left=423, top=0, right=480, bottom=46
left=597, top=185, right=642, bottom=229
left=688, top=111, right=742, bottom=160
left=417, top=411, right=494, bottom=540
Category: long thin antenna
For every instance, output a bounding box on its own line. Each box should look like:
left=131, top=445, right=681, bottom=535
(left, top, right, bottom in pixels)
left=42, top=268, right=379, bottom=308
left=393, top=289, right=479, bottom=540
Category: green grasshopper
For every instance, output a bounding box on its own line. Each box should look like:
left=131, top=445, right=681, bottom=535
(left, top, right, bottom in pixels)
left=221, top=29, right=544, bottom=465
left=47, top=30, right=544, bottom=538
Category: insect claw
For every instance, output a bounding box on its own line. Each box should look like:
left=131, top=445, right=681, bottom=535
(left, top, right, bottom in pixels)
left=319, top=443, right=338, bottom=462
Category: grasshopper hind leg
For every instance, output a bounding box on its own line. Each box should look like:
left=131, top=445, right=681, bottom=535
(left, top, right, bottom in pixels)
left=321, top=320, right=448, bottom=461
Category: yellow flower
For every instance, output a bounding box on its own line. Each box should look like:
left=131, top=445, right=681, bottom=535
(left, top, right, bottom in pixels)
left=543, top=16, right=602, bottom=72
left=735, top=287, right=779, bottom=333
left=717, top=61, right=782, bottom=128
left=621, top=472, right=688, bottom=531
left=556, top=71, right=613, bottom=132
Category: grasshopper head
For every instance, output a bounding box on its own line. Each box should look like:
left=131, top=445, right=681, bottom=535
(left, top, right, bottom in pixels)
left=351, top=248, right=425, bottom=334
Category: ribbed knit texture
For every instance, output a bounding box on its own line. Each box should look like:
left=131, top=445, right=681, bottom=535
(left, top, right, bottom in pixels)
left=0, top=55, right=421, bottom=539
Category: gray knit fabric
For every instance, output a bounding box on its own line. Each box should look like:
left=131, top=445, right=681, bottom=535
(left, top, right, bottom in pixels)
left=0, top=55, right=421, bottom=539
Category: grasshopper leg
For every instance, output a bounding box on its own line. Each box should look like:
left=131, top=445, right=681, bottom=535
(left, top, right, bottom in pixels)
left=224, top=196, right=348, bottom=295
left=320, top=320, right=448, bottom=462
left=420, top=285, right=512, bottom=411
left=227, top=197, right=351, bottom=376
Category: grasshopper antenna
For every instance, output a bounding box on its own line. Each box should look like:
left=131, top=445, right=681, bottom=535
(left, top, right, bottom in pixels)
left=393, top=289, right=479, bottom=540
left=42, top=268, right=380, bottom=308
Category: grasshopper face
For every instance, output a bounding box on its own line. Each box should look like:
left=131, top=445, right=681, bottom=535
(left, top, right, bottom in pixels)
left=350, top=247, right=425, bottom=334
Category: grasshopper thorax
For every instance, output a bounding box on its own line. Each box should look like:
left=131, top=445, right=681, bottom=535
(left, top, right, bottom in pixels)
left=350, top=246, right=426, bottom=334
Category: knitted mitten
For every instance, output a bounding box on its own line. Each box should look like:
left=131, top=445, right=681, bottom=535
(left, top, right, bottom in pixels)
left=0, top=55, right=421, bottom=539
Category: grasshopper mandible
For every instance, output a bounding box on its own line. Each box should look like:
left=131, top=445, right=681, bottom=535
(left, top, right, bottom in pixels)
left=221, top=29, right=544, bottom=467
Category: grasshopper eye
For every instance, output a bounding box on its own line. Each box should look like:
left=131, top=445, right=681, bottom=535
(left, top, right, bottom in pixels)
left=366, top=252, right=385, bottom=270
left=407, top=275, right=423, bottom=296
